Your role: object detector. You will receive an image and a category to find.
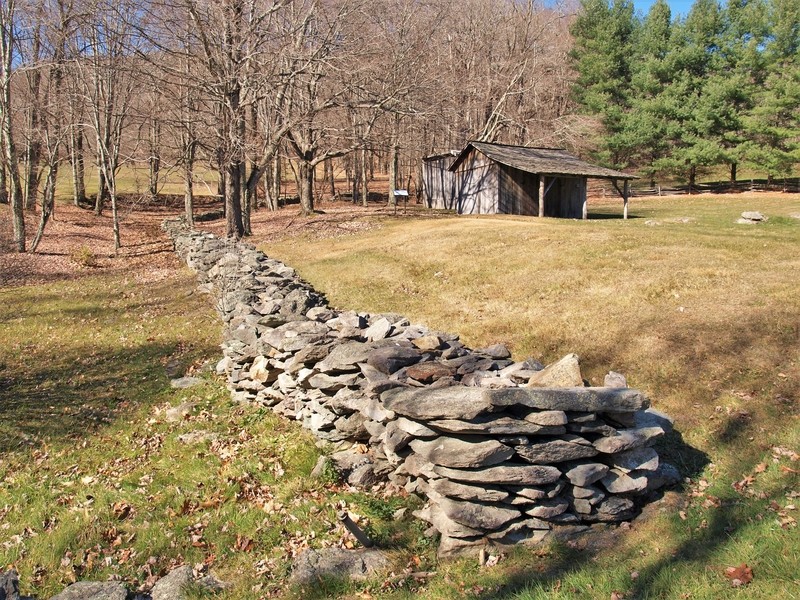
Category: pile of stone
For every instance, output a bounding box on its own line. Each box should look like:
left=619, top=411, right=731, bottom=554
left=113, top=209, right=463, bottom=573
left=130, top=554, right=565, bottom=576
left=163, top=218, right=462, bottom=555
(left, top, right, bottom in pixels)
left=164, top=223, right=680, bottom=557
left=737, top=210, right=768, bottom=224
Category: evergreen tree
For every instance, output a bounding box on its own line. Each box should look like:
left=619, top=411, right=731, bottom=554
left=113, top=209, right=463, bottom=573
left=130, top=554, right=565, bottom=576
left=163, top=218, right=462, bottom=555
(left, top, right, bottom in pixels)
left=569, top=0, right=638, bottom=167
left=740, top=0, right=800, bottom=180
left=628, top=0, right=673, bottom=184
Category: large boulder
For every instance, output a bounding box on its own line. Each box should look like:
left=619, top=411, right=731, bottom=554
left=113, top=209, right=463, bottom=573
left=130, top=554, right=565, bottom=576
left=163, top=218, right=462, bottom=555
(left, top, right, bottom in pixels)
left=49, top=582, right=127, bottom=600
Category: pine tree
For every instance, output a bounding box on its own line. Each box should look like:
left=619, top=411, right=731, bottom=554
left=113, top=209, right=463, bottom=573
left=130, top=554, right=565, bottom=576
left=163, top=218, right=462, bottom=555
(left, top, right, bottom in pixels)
left=569, top=0, right=638, bottom=167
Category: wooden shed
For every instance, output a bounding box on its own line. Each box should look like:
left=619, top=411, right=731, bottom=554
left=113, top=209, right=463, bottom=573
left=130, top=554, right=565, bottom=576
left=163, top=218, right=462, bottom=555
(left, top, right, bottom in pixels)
left=428, top=141, right=637, bottom=219
left=422, top=151, right=459, bottom=210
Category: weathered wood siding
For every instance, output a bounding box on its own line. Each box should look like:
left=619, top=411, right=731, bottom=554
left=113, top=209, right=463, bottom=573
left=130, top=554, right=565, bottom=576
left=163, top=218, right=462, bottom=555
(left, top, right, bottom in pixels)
left=498, top=164, right=539, bottom=215
left=545, top=177, right=585, bottom=218
left=422, top=156, right=457, bottom=210
left=455, top=150, right=498, bottom=215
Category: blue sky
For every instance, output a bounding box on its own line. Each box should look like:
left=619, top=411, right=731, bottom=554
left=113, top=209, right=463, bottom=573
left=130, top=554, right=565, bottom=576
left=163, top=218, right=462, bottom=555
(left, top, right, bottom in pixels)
left=632, top=0, right=698, bottom=18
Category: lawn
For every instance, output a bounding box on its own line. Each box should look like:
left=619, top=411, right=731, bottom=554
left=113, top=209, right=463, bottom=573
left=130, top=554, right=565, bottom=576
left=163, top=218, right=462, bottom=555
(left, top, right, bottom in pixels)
left=0, top=193, right=797, bottom=599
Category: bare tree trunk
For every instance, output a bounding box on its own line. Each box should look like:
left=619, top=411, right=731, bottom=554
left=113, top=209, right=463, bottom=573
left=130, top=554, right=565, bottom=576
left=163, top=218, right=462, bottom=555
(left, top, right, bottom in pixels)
left=148, top=118, right=160, bottom=199
left=298, top=160, right=314, bottom=215
left=271, top=154, right=281, bottom=210
left=360, top=146, right=368, bottom=207
left=225, top=161, right=244, bottom=238
left=184, top=141, right=195, bottom=227
left=327, top=158, right=335, bottom=197
left=23, top=29, right=42, bottom=211
left=70, top=128, right=86, bottom=206
left=0, top=160, right=7, bottom=204
left=30, top=162, right=57, bottom=252
left=95, top=145, right=108, bottom=215
left=730, top=162, right=737, bottom=184
left=688, top=165, right=696, bottom=193
left=388, top=142, right=399, bottom=207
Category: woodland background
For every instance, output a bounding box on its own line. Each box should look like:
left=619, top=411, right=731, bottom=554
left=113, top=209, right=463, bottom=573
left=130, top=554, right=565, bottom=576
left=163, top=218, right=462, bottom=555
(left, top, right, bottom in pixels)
left=1, top=0, right=798, bottom=249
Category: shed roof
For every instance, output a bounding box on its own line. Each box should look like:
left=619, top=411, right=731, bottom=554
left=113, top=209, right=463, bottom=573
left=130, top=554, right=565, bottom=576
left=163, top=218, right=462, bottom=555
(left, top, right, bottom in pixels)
left=449, top=141, right=637, bottom=180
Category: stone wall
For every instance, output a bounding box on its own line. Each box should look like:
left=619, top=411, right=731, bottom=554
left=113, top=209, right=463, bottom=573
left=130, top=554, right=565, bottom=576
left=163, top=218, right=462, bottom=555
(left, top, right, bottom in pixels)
left=166, top=223, right=680, bottom=557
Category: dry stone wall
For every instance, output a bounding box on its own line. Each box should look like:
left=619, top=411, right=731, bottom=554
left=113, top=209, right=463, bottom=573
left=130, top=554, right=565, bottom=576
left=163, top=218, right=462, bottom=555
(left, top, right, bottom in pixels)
left=166, top=223, right=680, bottom=558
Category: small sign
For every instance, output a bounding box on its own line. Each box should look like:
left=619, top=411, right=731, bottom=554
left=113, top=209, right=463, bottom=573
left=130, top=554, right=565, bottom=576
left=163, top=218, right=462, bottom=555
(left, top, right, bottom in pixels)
left=394, top=189, right=409, bottom=196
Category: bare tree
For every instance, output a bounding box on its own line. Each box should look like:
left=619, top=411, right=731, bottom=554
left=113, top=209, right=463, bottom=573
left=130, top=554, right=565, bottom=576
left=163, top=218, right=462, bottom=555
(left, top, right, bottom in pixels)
left=0, top=0, right=26, bottom=252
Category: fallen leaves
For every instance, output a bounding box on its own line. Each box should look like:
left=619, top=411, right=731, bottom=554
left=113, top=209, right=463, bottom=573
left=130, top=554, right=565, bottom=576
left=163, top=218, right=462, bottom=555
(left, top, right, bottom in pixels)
left=723, top=563, right=753, bottom=587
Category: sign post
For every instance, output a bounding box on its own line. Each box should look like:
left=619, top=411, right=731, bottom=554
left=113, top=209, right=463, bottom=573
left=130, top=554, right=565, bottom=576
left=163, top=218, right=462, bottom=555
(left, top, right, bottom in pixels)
left=393, top=189, right=408, bottom=216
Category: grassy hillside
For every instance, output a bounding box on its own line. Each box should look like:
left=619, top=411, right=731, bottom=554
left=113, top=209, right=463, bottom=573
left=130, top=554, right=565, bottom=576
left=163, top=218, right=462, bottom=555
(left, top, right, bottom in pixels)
left=1, top=193, right=797, bottom=599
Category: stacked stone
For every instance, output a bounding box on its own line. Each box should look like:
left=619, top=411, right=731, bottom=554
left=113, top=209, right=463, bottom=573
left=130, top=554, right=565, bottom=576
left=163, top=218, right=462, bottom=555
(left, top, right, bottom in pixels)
left=164, top=223, right=680, bottom=558
left=378, top=385, right=679, bottom=556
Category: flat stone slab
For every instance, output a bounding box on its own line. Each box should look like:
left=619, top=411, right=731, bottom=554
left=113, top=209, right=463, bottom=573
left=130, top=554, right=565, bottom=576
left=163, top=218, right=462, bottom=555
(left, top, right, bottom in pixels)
left=317, top=341, right=372, bottom=373
left=429, top=478, right=509, bottom=502
left=515, top=437, right=598, bottom=464
left=50, top=582, right=127, bottom=600
left=437, top=496, right=521, bottom=530
left=564, top=463, right=609, bottom=486
left=381, top=386, right=491, bottom=420
left=409, top=436, right=514, bottom=468
left=432, top=463, right=562, bottom=486
left=488, top=387, right=649, bottom=413
left=367, top=345, right=421, bottom=374
left=290, top=548, right=389, bottom=586
left=428, top=415, right=565, bottom=436
left=607, top=447, right=659, bottom=472
left=593, top=426, right=665, bottom=454
left=170, top=376, right=203, bottom=389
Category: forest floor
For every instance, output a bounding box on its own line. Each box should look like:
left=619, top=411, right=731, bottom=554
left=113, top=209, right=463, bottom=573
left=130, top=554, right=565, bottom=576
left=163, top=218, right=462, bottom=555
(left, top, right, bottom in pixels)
left=1, top=191, right=798, bottom=599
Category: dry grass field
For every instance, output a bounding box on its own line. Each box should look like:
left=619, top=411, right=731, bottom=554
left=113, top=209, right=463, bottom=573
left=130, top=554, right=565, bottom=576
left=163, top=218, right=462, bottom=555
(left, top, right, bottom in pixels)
left=0, top=191, right=798, bottom=599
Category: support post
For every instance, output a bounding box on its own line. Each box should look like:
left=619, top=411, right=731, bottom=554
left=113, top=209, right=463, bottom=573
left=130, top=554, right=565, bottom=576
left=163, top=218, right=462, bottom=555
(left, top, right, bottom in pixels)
left=623, top=179, right=629, bottom=220
left=538, top=176, right=545, bottom=217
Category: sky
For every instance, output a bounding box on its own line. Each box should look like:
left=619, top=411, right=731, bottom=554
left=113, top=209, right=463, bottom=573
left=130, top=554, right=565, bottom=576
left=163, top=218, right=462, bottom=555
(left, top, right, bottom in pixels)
left=632, top=0, right=698, bottom=18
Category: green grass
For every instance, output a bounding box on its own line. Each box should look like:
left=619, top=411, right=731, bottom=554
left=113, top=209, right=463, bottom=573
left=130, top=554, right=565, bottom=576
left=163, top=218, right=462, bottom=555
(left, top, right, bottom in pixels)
left=1, top=194, right=798, bottom=598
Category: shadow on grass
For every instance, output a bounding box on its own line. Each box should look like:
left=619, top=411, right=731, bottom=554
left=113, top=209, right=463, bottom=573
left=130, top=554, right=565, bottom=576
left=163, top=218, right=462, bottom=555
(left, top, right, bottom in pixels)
left=472, top=432, right=710, bottom=600
left=0, top=338, right=212, bottom=453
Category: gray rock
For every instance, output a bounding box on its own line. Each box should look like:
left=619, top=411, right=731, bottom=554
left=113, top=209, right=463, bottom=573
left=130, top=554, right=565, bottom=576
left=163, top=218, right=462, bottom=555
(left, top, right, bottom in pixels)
left=409, top=436, right=514, bottom=469
left=634, top=408, right=674, bottom=432
left=526, top=354, right=583, bottom=387
left=608, top=447, right=659, bottom=473
left=515, top=437, right=598, bottom=464
left=334, top=412, right=369, bottom=439
left=307, top=307, right=336, bottom=322
left=394, top=416, right=437, bottom=437
left=590, top=497, right=636, bottom=522
left=329, top=450, right=372, bottom=475
left=405, top=362, right=456, bottom=383
left=364, top=317, right=393, bottom=341
left=151, top=565, right=193, bottom=600
left=567, top=419, right=617, bottom=436
left=165, top=401, right=195, bottom=423
left=261, top=321, right=329, bottom=352
left=429, top=478, right=509, bottom=502
left=307, top=372, right=360, bottom=392
left=290, top=548, right=388, bottom=586
left=432, top=463, right=562, bottom=486
left=600, top=469, right=649, bottom=494
left=437, top=496, right=521, bottom=530
left=489, top=387, right=649, bottom=412
left=367, top=345, right=422, bottom=374
left=570, top=485, right=605, bottom=503
left=412, top=335, right=443, bottom=351
left=0, top=570, right=19, bottom=600
left=348, top=463, right=378, bottom=487
left=604, top=371, right=627, bottom=388
left=413, top=504, right=483, bottom=538
left=740, top=210, right=767, bottom=222
left=383, top=420, right=414, bottom=453
left=477, top=343, right=512, bottom=359
left=428, top=415, right=565, bottom=436
left=381, top=386, right=491, bottom=420
left=49, top=582, right=127, bottom=600
left=523, top=410, right=568, bottom=426
left=316, top=342, right=372, bottom=373
left=290, top=343, right=332, bottom=371
left=592, top=426, right=665, bottom=454
left=399, top=453, right=439, bottom=478
left=646, top=462, right=682, bottom=490
left=526, top=498, right=569, bottom=519
left=564, top=463, right=610, bottom=486
left=170, top=376, right=203, bottom=389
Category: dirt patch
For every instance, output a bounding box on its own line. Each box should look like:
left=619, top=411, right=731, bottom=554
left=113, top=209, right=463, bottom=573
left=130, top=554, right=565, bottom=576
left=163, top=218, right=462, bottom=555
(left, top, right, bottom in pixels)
left=0, top=194, right=444, bottom=289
